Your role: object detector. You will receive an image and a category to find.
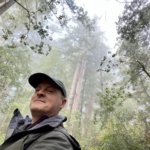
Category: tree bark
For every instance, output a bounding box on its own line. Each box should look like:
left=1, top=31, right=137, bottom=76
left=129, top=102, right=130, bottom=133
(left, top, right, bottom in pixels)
left=66, top=59, right=87, bottom=135
left=72, top=59, right=86, bottom=112
left=66, top=62, right=81, bottom=111
left=0, top=0, right=15, bottom=15
left=67, top=59, right=87, bottom=114
left=85, top=96, right=94, bottom=120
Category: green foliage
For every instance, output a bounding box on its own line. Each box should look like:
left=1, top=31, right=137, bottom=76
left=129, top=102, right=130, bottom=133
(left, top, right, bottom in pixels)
left=0, top=0, right=92, bottom=55
left=96, top=87, right=125, bottom=127
left=98, top=122, right=145, bottom=150
left=116, top=5, right=150, bottom=150
left=98, top=87, right=124, bottom=112
left=0, top=45, right=30, bottom=142
left=93, top=87, right=148, bottom=150
left=117, top=0, right=150, bottom=84
left=0, top=46, right=30, bottom=108
left=0, top=2, right=150, bottom=149
left=118, top=40, right=150, bottom=83
left=117, top=0, right=150, bottom=42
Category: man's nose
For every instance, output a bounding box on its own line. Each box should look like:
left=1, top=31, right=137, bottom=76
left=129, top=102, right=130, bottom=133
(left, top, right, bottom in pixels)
left=36, top=89, right=45, bottom=97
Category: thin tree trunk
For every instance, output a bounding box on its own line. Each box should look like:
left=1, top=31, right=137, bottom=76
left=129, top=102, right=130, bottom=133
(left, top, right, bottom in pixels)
left=140, top=77, right=150, bottom=99
left=0, top=0, right=15, bottom=15
left=86, top=96, right=94, bottom=120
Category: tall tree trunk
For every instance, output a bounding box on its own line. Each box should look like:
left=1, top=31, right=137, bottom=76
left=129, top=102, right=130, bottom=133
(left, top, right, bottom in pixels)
left=80, top=91, right=95, bottom=137
left=143, top=118, right=150, bottom=150
left=67, top=59, right=87, bottom=114
left=66, top=62, right=81, bottom=110
left=67, top=59, right=87, bottom=136
left=72, top=59, right=86, bottom=112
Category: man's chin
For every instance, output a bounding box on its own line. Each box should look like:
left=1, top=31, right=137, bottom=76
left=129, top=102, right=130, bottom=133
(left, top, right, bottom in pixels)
left=30, top=106, right=45, bottom=114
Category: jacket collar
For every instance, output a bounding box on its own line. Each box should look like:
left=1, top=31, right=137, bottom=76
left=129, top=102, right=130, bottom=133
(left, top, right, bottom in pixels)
left=29, top=115, right=67, bottom=130
left=5, top=109, right=67, bottom=139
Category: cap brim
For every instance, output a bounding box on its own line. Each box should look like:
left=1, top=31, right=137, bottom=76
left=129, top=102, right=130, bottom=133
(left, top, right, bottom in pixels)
left=29, top=73, right=57, bottom=88
left=28, top=73, right=66, bottom=97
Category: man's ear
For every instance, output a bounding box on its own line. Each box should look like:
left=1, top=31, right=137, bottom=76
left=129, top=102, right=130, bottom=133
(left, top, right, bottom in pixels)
left=60, top=99, right=67, bottom=109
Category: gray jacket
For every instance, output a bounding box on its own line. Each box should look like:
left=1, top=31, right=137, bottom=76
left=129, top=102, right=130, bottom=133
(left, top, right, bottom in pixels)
left=0, top=109, right=81, bottom=150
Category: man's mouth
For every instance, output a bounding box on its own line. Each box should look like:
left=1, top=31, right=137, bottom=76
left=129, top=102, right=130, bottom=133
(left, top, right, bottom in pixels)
left=35, top=99, right=45, bottom=103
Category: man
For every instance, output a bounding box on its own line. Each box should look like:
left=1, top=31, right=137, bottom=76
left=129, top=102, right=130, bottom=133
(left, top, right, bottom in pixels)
left=0, top=73, right=81, bottom=150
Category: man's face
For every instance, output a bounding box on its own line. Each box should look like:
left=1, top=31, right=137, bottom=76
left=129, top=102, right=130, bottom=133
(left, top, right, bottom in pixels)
left=30, top=80, right=66, bottom=117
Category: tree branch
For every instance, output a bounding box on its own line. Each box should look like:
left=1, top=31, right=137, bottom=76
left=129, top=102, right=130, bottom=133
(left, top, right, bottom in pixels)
left=137, top=60, right=150, bottom=78
left=14, top=0, right=30, bottom=13
left=116, top=0, right=132, bottom=3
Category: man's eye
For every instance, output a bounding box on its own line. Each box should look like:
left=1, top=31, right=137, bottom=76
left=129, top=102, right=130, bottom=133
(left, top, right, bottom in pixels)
left=35, top=88, right=40, bottom=92
left=47, top=90, right=54, bottom=93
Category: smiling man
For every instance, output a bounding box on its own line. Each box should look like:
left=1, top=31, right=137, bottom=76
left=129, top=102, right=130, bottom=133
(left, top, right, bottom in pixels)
left=0, top=73, right=81, bottom=150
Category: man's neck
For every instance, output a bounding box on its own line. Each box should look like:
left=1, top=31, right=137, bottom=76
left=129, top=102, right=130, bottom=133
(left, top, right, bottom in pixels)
left=28, top=115, right=49, bottom=129
left=32, top=114, right=48, bottom=123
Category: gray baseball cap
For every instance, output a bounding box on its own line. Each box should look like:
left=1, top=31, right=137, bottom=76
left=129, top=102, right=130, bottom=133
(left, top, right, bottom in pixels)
left=28, top=73, right=67, bottom=97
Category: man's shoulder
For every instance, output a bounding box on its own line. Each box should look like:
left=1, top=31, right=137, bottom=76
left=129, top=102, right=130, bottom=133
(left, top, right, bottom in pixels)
left=35, top=126, right=81, bottom=150
left=53, top=126, right=81, bottom=150
left=5, top=110, right=81, bottom=150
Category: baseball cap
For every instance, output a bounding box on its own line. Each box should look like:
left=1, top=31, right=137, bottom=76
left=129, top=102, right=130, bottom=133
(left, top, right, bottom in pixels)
left=28, top=73, right=67, bottom=97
